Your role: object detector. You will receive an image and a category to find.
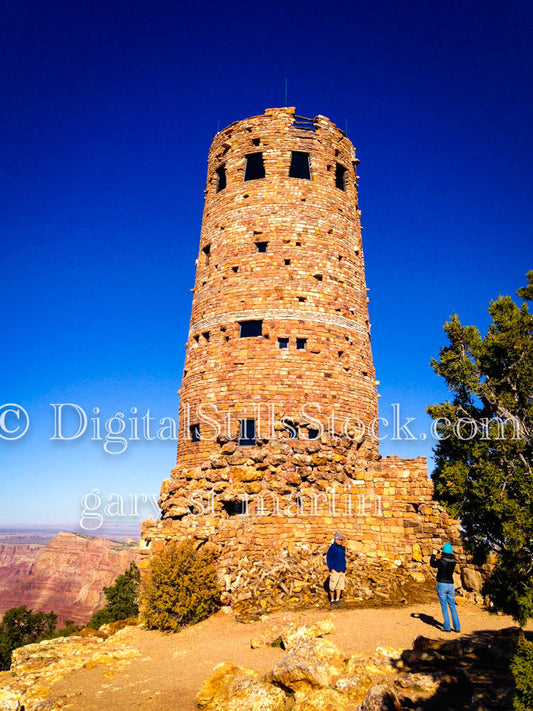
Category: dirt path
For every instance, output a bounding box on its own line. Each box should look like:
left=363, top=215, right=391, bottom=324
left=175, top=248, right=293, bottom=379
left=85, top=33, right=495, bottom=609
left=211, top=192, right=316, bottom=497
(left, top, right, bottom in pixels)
left=48, top=603, right=530, bottom=710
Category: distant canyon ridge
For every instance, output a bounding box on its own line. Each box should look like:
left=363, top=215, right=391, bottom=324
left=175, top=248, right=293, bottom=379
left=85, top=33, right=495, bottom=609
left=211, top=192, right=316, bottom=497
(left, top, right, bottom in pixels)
left=0, top=532, right=140, bottom=626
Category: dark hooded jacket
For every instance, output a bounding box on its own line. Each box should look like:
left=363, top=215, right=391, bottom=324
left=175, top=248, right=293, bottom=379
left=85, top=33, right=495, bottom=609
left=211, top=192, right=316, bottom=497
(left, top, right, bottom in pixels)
left=430, top=553, right=457, bottom=583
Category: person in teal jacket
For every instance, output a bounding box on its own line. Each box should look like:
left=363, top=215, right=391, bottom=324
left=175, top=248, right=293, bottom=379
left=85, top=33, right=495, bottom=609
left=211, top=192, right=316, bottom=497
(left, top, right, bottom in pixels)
left=430, top=542, right=461, bottom=632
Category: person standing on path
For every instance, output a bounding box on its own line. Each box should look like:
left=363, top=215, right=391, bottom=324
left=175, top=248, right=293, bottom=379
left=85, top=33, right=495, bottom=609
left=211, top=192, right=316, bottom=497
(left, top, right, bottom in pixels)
left=327, top=532, right=346, bottom=605
left=430, top=542, right=461, bottom=632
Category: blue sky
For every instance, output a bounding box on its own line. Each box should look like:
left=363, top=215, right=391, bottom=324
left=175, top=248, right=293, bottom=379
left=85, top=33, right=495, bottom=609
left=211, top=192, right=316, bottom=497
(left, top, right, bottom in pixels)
left=1, top=0, right=532, bottom=529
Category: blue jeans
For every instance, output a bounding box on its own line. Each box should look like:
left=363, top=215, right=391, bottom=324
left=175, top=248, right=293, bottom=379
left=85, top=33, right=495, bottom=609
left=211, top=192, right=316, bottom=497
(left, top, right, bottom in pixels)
left=437, top=582, right=460, bottom=631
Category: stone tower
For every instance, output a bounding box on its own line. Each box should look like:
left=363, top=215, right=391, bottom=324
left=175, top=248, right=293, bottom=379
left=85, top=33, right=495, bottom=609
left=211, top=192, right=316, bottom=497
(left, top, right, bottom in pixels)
left=178, top=106, right=378, bottom=470
left=142, top=108, right=462, bottom=617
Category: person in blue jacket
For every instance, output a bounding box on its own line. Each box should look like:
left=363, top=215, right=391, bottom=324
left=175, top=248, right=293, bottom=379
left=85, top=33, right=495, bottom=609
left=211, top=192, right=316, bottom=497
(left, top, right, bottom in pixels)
left=327, top=532, right=346, bottom=604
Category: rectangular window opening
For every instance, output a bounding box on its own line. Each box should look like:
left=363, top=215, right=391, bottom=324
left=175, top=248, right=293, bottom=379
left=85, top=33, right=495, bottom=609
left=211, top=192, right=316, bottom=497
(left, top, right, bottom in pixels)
left=284, top=259, right=291, bottom=265
left=202, top=244, right=211, bottom=265
left=215, top=165, right=226, bottom=192
left=335, top=163, right=347, bottom=191
left=307, top=427, right=320, bottom=440
left=278, top=337, right=289, bottom=350
left=244, top=153, right=265, bottom=181
left=283, top=420, right=299, bottom=439
left=190, top=424, right=201, bottom=442
left=239, top=320, right=263, bottom=338
left=238, top=418, right=256, bottom=446
left=223, top=500, right=247, bottom=516
left=296, top=338, right=307, bottom=350
left=256, top=241, right=268, bottom=253
left=289, top=151, right=311, bottom=179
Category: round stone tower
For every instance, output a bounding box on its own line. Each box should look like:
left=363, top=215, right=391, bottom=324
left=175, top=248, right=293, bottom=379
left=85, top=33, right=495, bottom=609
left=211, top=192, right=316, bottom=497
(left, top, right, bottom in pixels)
left=142, top=108, right=463, bottom=618
left=178, top=106, right=378, bottom=469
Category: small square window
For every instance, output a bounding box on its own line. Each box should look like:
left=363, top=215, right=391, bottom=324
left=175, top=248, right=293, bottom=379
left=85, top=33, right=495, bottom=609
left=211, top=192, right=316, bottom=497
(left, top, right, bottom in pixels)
left=284, top=259, right=291, bottom=265
left=283, top=420, right=299, bottom=439
left=239, top=320, right=263, bottom=338
left=238, top=419, right=256, bottom=446
left=278, top=337, right=289, bottom=349
left=256, top=241, right=268, bottom=253
left=289, top=151, right=311, bottom=179
left=244, top=153, right=265, bottom=181
left=215, top=165, right=226, bottom=192
left=335, top=163, right=347, bottom=191
left=296, top=338, right=307, bottom=350
left=308, top=427, right=320, bottom=440
left=190, top=424, right=201, bottom=442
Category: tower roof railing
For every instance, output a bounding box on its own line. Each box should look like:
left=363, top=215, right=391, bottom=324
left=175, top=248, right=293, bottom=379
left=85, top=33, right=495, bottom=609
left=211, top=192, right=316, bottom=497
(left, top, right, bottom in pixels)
left=292, top=115, right=317, bottom=131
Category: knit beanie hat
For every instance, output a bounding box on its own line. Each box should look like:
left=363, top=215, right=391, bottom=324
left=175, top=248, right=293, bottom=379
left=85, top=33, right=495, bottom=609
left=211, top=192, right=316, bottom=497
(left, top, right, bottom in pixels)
left=334, top=532, right=342, bottom=541
left=442, top=542, right=453, bottom=554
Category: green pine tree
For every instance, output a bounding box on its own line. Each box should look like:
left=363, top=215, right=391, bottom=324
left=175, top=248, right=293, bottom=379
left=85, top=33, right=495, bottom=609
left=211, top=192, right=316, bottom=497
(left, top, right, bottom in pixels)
left=0, top=606, right=57, bottom=670
left=427, top=271, right=533, bottom=624
left=87, top=562, right=140, bottom=629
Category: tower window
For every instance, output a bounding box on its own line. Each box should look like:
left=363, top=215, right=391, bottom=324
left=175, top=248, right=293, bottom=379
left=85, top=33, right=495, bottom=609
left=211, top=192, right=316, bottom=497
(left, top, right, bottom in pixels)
left=202, top=244, right=211, bottom=265
left=283, top=420, right=299, bottom=439
left=215, top=165, right=226, bottom=192
left=190, top=424, right=201, bottom=442
left=296, top=338, right=307, bottom=350
left=284, top=259, right=291, bottom=265
left=335, top=163, right=347, bottom=191
left=238, top=419, right=256, bottom=446
left=278, top=337, right=289, bottom=349
left=289, top=151, right=311, bottom=179
left=244, top=153, right=265, bottom=181
left=255, top=241, right=268, bottom=253
left=239, top=320, right=263, bottom=338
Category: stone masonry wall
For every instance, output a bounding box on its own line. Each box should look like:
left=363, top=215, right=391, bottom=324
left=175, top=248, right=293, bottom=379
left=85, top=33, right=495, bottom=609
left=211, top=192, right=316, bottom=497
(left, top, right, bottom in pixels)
left=178, top=107, right=378, bottom=468
left=142, top=431, right=463, bottom=616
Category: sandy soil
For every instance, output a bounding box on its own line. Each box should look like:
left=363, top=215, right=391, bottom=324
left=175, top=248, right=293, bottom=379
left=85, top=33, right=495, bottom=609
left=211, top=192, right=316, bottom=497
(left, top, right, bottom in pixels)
left=48, top=602, right=530, bottom=710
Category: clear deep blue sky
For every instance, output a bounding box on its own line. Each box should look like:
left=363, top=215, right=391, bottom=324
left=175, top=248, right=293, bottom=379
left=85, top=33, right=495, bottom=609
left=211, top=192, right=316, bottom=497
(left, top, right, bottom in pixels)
left=1, top=0, right=532, bottom=529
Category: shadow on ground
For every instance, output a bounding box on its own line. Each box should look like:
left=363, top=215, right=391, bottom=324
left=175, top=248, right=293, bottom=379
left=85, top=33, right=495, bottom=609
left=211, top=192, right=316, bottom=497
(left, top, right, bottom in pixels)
left=410, top=611, right=443, bottom=630
left=393, top=627, right=531, bottom=710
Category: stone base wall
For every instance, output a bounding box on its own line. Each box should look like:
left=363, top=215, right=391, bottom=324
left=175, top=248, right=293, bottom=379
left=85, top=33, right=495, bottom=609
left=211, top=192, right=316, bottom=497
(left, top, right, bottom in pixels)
left=141, top=433, right=464, bottom=616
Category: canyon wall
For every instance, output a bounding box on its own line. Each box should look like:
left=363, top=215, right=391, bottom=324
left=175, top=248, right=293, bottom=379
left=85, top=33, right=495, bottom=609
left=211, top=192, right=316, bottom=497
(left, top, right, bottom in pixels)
left=0, top=532, right=140, bottom=626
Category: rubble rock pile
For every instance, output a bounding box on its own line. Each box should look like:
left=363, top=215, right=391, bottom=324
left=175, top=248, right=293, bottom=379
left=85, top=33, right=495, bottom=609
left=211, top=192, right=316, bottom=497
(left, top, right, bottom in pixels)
left=197, top=623, right=520, bottom=710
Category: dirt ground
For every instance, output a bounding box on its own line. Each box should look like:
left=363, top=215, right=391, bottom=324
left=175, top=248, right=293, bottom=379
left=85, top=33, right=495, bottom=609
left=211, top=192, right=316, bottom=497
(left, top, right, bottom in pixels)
left=47, top=602, right=531, bottom=710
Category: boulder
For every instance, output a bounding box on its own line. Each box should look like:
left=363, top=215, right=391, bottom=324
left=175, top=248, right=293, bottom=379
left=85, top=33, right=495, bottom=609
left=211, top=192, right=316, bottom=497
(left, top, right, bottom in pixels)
left=270, top=637, right=345, bottom=690
left=250, top=620, right=335, bottom=650
left=280, top=619, right=336, bottom=649
left=361, top=682, right=402, bottom=711
left=461, top=567, right=484, bottom=592
left=293, top=688, right=359, bottom=710
left=197, top=663, right=286, bottom=710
